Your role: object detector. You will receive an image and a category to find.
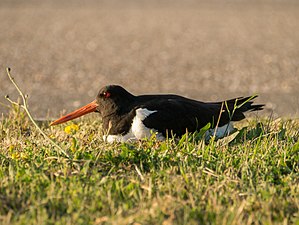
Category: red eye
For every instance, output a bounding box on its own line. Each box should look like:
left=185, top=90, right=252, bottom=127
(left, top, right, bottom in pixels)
left=103, top=92, right=111, bottom=98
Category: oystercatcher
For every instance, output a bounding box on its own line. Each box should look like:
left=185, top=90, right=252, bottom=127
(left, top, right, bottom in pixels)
left=50, top=85, right=264, bottom=142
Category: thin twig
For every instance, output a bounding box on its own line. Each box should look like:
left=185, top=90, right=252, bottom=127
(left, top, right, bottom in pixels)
left=5, top=68, right=70, bottom=159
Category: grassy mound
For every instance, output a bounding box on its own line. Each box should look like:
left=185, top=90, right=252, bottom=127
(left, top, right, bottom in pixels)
left=0, top=109, right=298, bottom=224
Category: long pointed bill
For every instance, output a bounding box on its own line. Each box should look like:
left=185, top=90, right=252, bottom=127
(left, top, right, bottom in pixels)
left=50, top=100, right=98, bottom=126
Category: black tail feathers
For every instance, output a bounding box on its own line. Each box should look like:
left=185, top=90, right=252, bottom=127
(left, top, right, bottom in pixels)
left=226, top=95, right=264, bottom=112
left=216, top=95, right=264, bottom=125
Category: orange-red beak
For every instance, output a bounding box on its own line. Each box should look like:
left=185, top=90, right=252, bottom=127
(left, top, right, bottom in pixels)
left=50, top=100, right=98, bottom=126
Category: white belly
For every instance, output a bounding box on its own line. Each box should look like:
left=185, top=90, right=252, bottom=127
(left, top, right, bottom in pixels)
left=205, top=122, right=235, bottom=141
left=103, top=131, right=137, bottom=143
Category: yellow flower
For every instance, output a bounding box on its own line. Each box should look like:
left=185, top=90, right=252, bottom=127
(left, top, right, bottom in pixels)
left=9, top=145, right=15, bottom=152
left=11, top=152, right=20, bottom=160
left=64, top=124, right=79, bottom=134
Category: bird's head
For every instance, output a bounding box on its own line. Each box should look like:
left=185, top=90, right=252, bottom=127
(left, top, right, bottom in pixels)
left=50, top=85, right=134, bottom=126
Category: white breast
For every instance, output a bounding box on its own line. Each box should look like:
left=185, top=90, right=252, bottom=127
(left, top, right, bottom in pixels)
left=103, top=108, right=165, bottom=143
left=131, top=108, right=165, bottom=141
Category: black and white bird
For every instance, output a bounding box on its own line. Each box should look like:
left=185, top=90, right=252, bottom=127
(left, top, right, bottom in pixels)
left=50, top=85, right=264, bottom=142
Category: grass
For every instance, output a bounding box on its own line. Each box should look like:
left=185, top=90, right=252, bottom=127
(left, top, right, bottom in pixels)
left=0, top=107, right=298, bottom=225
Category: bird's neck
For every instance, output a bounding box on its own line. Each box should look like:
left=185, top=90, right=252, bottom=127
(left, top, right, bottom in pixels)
left=102, top=109, right=136, bottom=135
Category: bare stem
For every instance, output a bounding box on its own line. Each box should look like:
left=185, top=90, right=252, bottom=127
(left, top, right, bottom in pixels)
left=5, top=68, right=70, bottom=159
left=213, top=101, right=224, bottom=139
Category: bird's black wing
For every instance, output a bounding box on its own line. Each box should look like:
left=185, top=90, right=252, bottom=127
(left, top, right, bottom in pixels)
left=138, top=95, right=264, bottom=137
left=137, top=97, right=219, bottom=137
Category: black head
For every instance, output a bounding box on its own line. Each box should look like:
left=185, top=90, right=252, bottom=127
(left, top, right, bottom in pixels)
left=50, top=85, right=135, bottom=126
left=96, top=85, right=135, bottom=116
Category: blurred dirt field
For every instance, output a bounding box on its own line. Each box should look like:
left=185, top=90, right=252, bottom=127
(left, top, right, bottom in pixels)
left=1, top=0, right=299, bottom=119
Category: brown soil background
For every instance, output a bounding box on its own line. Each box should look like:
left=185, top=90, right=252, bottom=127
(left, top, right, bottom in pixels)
left=1, top=0, right=299, bottom=119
